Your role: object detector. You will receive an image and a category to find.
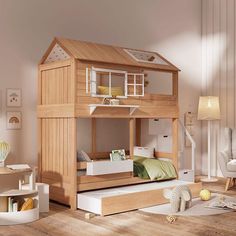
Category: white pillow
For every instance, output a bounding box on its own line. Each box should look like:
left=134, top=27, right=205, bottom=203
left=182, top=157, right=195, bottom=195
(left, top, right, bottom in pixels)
left=133, top=146, right=154, bottom=158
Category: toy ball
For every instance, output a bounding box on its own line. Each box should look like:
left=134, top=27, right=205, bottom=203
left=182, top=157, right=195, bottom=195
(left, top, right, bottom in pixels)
left=199, top=189, right=211, bottom=201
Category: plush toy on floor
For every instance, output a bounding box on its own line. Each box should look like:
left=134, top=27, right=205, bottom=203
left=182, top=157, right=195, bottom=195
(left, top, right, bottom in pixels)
left=166, top=215, right=177, bottom=224
left=163, top=185, right=192, bottom=213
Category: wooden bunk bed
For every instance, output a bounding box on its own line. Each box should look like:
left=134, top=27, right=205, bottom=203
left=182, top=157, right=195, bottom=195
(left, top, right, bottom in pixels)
left=38, top=38, right=202, bottom=214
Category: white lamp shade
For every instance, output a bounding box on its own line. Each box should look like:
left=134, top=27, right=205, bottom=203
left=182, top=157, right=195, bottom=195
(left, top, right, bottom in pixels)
left=197, top=96, right=220, bottom=120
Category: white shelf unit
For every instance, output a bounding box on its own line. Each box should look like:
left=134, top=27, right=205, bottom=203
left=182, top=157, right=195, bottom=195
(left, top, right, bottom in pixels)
left=88, top=104, right=139, bottom=115
left=0, top=190, right=39, bottom=226
left=86, top=160, right=133, bottom=175
left=0, top=167, right=39, bottom=225
left=0, top=189, right=38, bottom=197
left=0, top=208, right=39, bottom=225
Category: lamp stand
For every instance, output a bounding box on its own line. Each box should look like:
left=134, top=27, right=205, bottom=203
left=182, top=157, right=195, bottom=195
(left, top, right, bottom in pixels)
left=201, top=120, right=218, bottom=182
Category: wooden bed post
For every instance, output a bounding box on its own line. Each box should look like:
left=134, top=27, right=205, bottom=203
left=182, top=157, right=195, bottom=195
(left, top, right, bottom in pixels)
left=70, top=118, right=77, bottom=210
left=172, top=118, right=178, bottom=173
left=136, top=118, right=141, bottom=146
left=91, top=118, right=96, bottom=154
left=129, top=118, right=135, bottom=158
left=172, top=71, right=178, bottom=99
left=172, top=71, right=179, bottom=174
left=37, top=68, right=42, bottom=182
left=70, top=58, right=77, bottom=210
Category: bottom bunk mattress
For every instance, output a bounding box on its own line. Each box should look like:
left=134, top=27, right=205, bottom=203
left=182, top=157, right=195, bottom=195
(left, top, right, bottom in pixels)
left=77, top=180, right=202, bottom=216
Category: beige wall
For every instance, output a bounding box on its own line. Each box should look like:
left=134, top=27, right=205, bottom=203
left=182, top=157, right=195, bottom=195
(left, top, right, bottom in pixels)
left=202, top=0, right=236, bottom=176
left=0, top=0, right=202, bottom=173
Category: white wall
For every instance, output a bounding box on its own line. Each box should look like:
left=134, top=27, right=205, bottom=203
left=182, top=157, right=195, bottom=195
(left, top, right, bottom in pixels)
left=0, top=0, right=202, bottom=173
left=202, top=0, right=236, bottom=176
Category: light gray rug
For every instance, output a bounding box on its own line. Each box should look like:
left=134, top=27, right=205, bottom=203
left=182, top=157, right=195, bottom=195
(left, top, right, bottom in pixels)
left=140, top=194, right=236, bottom=216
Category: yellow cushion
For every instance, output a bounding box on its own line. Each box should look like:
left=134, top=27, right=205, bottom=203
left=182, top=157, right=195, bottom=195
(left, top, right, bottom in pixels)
left=98, top=86, right=123, bottom=96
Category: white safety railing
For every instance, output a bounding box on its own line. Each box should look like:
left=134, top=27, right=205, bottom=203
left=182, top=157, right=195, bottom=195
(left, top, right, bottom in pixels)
left=178, top=120, right=196, bottom=174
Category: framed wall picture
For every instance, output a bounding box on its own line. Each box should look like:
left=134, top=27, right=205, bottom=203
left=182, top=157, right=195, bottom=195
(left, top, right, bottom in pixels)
left=6, top=88, right=21, bottom=107
left=6, top=112, right=22, bottom=130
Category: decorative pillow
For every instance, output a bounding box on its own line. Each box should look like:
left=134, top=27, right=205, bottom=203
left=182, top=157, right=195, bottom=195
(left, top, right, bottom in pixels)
left=98, top=86, right=123, bottom=96
left=133, top=146, right=154, bottom=158
left=227, top=159, right=236, bottom=171
left=77, top=150, right=91, bottom=162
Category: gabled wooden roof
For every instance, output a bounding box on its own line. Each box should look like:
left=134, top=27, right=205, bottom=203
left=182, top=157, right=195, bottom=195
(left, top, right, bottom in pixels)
left=41, top=37, right=180, bottom=72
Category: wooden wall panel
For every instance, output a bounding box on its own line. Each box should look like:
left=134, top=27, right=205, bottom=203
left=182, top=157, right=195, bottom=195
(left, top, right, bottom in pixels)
left=40, top=118, right=77, bottom=206
left=40, top=65, right=72, bottom=105
left=76, top=62, right=178, bottom=118
left=202, top=0, right=236, bottom=176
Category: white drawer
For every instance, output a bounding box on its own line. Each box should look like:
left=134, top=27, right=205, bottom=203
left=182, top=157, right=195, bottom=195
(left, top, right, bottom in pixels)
left=86, top=160, right=133, bottom=175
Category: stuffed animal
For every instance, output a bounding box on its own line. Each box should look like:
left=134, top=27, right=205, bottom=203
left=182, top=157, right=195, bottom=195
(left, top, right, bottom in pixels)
left=163, top=185, right=192, bottom=213
left=166, top=215, right=177, bottom=224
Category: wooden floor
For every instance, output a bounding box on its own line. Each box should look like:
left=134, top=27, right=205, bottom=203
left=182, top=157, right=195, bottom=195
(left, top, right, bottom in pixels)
left=1, top=179, right=236, bottom=236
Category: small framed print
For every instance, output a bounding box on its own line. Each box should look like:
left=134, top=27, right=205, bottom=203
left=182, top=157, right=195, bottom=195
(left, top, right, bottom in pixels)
left=110, top=149, right=126, bottom=161
left=7, top=88, right=21, bottom=107
left=6, top=112, right=22, bottom=130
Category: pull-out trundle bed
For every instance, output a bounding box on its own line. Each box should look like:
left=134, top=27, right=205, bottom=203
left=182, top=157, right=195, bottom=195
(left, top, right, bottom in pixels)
left=78, top=180, right=202, bottom=216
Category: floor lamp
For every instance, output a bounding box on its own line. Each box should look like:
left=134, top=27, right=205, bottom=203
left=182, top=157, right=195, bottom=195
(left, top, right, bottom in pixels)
left=197, top=96, right=220, bottom=182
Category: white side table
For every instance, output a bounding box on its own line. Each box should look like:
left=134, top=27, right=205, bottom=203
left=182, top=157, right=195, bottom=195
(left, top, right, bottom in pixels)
left=0, top=167, right=39, bottom=225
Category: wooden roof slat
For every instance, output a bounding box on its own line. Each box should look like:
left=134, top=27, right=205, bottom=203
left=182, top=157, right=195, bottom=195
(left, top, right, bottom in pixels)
left=41, top=38, right=180, bottom=72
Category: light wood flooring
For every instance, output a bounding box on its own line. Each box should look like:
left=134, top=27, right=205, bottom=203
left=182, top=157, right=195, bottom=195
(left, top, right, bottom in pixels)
left=0, top=179, right=236, bottom=236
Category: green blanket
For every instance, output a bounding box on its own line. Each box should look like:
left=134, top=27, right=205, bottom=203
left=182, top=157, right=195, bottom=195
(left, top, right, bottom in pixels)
left=133, top=156, right=177, bottom=180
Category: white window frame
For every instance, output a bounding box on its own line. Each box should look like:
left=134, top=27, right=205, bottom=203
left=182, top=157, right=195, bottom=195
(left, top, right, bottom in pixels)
left=86, top=68, right=145, bottom=98
left=86, top=67, right=128, bottom=98
left=127, top=73, right=145, bottom=97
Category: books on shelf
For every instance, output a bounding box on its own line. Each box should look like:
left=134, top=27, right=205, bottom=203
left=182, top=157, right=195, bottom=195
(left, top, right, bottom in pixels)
left=6, top=197, right=34, bottom=212
left=12, top=200, right=18, bottom=212
left=8, top=197, right=13, bottom=212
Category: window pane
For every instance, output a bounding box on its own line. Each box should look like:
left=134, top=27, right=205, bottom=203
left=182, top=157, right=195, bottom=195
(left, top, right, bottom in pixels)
left=124, top=49, right=168, bottom=65
left=96, top=71, right=110, bottom=96
left=144, top=71, right=172, bottom=95
left=111, top=72, right=126, bottom=97
left=136, top=85, right=143, bottom=96
left=128, top=74, right=134, bottom=84
left=135, top=74, right=143, bottom=84
left=127, top=85, right=134, bottom=96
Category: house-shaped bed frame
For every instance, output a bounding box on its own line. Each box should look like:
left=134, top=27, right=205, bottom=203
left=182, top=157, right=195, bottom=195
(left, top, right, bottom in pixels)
left=38, top=38, right=201, bottom=214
